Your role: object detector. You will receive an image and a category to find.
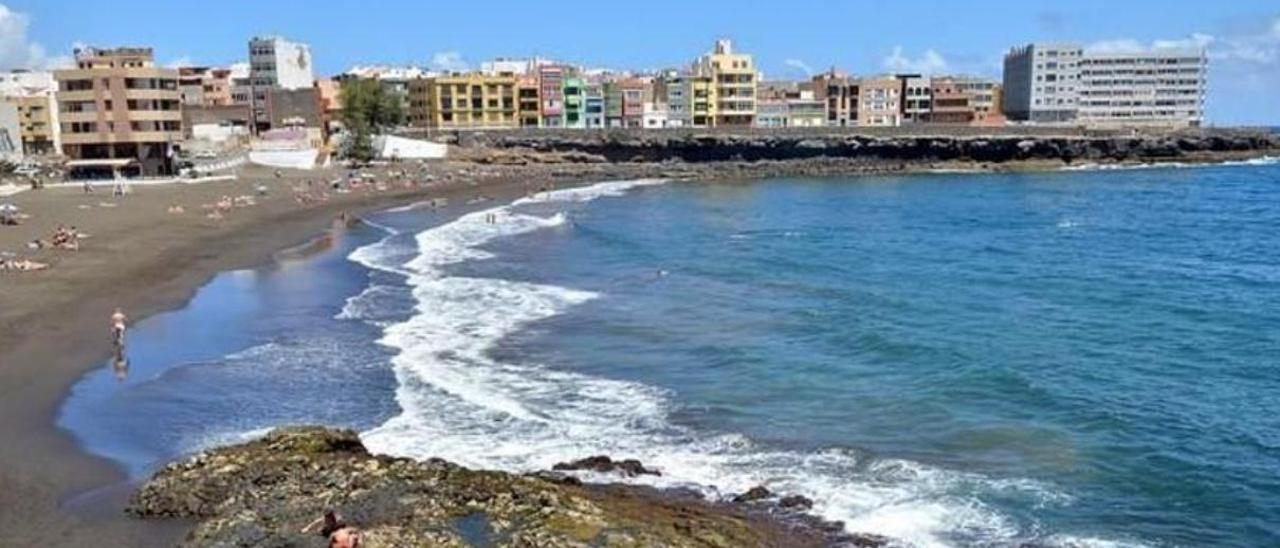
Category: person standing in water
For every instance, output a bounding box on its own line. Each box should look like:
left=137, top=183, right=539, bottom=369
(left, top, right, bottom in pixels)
left=110, top=308, right=127, bottom=349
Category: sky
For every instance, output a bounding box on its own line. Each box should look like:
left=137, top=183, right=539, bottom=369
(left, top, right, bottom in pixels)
left=2, top=0, right=1278, bottom=125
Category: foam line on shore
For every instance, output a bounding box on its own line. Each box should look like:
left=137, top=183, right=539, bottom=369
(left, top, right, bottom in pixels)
left=341, top=178, right=1140, bottom=548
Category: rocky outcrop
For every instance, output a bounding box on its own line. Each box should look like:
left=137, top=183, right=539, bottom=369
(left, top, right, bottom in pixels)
left=552, top=455, right=661, bottom=477
left=451, top=130, right=1280, bottom=167
left=128, top=426, right=860, bottom=547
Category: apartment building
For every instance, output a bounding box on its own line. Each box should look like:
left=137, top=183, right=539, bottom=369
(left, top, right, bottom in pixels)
left=1077, top=50, right=1206, bottom=127
left=516, top=75, right=541, bottom=127
left=756, top=83, right=824, bottom=128
left=584, top=82, right=605, bottom=129
left=538, top=65, right=566, bottom=127
left=604, top=78, right=645, bottom=128
left=857, top=77, right=902, bottom=126
left=691, top=39, right=758, bottom=127
left=900, top=75, right=931, bottom=124
left=1, top=71, right=61, bottom=155
left=54, top=47, right=183, bottom=177
left=1002, top=43, right=1082, bottom=123
left=407, top=73, right=518, bottom=130
left=812, top=70, right=858, bottom=127
left=563, top=76, right=585, bottom=128
left=177, top=66, right=234, bottom=107
left=247, top=36, right=315, bottom=130
left=928, top=77, right=977, bottom=124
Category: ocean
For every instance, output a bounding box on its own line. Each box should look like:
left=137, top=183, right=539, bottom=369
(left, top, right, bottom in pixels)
left=61, top=158, right=1280, bottom=547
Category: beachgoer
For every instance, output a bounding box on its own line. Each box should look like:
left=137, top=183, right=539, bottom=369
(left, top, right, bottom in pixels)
left=303, top=510, right=361, bottom=548
left=110, top=308, right=127, bottom=348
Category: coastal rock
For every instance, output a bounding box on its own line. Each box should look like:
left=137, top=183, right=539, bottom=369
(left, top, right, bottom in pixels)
left=552, top=455, right=661, bottom=477
left=129, top=426, right=844, bottom=547
left=780, top=494, right=815, bottom=510
left=732, top=485, right=773, bottom=503
left=444, top=128, right=1279, bottom=168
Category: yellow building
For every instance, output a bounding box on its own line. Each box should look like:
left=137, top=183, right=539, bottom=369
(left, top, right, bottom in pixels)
left=5, top=94, right=59, bottom=155
left=691, top=39, right=758, bottom=127
left=408, top=73, right=518, bottom=130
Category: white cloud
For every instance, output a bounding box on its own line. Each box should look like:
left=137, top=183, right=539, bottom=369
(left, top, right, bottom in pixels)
left=0, top=3, right=49, bottom=70
left=428, top=51, right=469, bottom=72
left=882, top=46, right=948, bottom=75
left=164, top=56, right=195, bottom=69
left=783, top=58, right=813, bottom=77
left=1087, top=19, right=1280, bottom=65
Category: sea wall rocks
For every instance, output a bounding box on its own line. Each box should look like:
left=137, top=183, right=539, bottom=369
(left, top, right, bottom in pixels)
left=128, top=426, right=860, bottom=547
left=451, top=130, right=1279, bottom=166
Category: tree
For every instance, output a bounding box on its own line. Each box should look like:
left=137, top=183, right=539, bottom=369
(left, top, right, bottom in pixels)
left=339, top=79, right=405, bottom=162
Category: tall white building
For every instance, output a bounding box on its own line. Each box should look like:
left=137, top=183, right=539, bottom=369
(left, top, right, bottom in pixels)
left=1077, top=50, right=1207, bottom=127
left=247, top=36, right=314, bottom=129
left=248, top=36, right=314, bottom=90
left=1003, top=42, right=1208, bottom=128
left=1002, top=43, right=1082, bottom=123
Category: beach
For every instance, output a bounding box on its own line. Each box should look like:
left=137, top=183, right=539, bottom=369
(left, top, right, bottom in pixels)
left=0, top=163, right=573, bottom=545
left=2, top=143, right=1279, bottom=546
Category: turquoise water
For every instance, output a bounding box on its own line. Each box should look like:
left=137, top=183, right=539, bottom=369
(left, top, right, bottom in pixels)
left=61, top=161, right=1280, bottom=547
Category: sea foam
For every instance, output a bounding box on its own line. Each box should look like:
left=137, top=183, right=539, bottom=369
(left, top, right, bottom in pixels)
left=341, top=178, right=1136, bottom=547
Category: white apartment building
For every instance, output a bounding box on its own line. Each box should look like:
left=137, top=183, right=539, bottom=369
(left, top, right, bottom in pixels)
left=248, top=36, right=314, bottom=90
left=902, top=76, right=931, bottom=124
left=1002, top=43, right=1082, bottom=123
left=1004, top=42, right=1207, bottom=127
left=247, top=36, right=314, bottom=129
left=1077, top=50, right=1206, bottom=127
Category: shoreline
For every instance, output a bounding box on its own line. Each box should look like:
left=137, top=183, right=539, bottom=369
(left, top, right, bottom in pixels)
left=1, top=150, right=1277, bottom=545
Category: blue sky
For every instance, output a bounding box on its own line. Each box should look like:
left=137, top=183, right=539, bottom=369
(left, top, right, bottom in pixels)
left=2, top=0, right=1278, bottom=124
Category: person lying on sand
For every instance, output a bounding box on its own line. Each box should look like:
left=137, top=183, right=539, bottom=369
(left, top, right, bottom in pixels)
left=167, top=205, right=185, bottom=214
left=0, top=258, right=49, bottom=271
left=50, top=225, right=80, bottom=250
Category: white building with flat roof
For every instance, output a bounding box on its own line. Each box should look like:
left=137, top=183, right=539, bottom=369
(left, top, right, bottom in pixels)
left=1004, top=42, right=1208, bottom=128
left=248, top=36, right=314, bottom=90
left=1077, top=49, right=1207, bottom=127
left=247, top=36, right=314, bottom=129
left=1002, top=43, right=1082, bottom=123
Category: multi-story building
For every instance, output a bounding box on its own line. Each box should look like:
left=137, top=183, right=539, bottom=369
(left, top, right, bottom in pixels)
left=1002, top=43, right=1082, bottom=123
left=642, top=101, right=669, bottom=128
left=563, top=76, right=585, bottom=128
left=584, top=82, right=605, bottom=129
left=1077, top=49, right=1206, bottom=127
left=691, top=39, right=758, bottom=127
left=857, top=76, right=902, bottom=127
left=538, top=65, right=567, bottom=127
left=1, top=71, right=60, bottom=155
left=756, top=84, right=825, bottom=128
left=812, top=70, right=858, bottom=127
left=177, top=66, right=234, bottom=107
left=928, top=77, right=976, bottom=124
left=900, top=75, right=931, bottom=124
left=516, top=75, right=541, bottom=127
left=247, top=36, right=315, bottom=130
left=54, top=47, right=183, bottom=177
left=604, top=78, right=645, bottom=128
left=407, top=73, right=518, bottom=130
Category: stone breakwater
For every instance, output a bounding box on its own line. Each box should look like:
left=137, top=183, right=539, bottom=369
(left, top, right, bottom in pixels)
left=128, top=427, right=883, bottom=547
left=450, top=130, right=1280, bottom=167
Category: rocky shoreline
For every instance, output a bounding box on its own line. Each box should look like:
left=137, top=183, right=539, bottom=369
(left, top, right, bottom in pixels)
left=450, top=130, right=1280, bottom=166
left=128, top=427, right=886, bottom=547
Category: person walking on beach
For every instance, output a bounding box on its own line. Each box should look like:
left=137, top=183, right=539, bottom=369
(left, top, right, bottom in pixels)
left=110, top=307, right=127, bottom=349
